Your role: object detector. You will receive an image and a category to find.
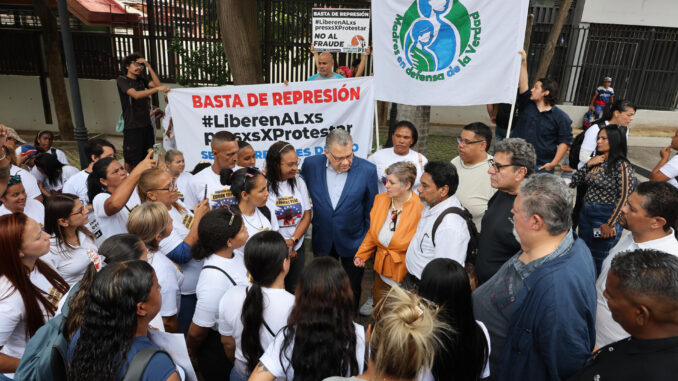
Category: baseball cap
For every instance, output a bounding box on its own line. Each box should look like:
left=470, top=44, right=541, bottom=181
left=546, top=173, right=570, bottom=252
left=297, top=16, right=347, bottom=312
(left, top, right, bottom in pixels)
left=6, top=128, right=26, bottom=145
left=20, top=145, right=38, bottom=158
left=603, top=76, right=612, bottom=82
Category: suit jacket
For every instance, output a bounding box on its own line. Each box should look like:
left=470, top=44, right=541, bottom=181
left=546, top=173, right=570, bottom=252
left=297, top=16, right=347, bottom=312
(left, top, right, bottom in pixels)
left=301, top=154, right=378, bottom=257
left=355, top=192, right=424, bottom=282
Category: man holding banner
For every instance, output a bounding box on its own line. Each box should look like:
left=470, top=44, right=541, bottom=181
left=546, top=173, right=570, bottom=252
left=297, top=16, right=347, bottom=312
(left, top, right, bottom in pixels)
left=301, top=129, right=378, bottom=311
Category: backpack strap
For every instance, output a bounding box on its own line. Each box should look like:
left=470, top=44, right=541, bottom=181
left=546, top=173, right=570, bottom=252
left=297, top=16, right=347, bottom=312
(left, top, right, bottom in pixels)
left=257, top=206, right=271, bottom=222
left=121, top=347, right=171, bottom=381
left=431, top=207, right=474, bottom=247
left=202, top=265, right=236, bottom=286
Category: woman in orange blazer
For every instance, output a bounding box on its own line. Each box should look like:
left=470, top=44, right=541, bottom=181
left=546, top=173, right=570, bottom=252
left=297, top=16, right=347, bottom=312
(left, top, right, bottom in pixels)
left=354, top=162, right=424, bottom=306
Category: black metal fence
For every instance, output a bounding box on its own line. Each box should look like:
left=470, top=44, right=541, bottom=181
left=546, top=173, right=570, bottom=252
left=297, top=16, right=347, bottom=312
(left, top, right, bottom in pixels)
left=1, top=1, right=677, bottom=110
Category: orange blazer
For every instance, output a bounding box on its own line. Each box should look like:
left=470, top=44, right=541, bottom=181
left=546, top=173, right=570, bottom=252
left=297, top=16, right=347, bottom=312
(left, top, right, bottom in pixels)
left=354, top=192, right=424, bottom=282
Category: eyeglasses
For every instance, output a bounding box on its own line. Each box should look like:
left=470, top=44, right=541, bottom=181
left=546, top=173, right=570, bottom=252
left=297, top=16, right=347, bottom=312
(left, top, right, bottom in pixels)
left=7, top=175, right=21, bottom=186
left=70, top=207, right=87, bottom=216
left=133, top=61, right=145, bottom=67
left=488, top=159, right=519, bottom=171
left=149, top=182, right=178, bottom=192
left=456, top=137, right=485, bottom=146
left=328, top=151, right=354, bottom=163
left=282, top=158, right=301, bottom=168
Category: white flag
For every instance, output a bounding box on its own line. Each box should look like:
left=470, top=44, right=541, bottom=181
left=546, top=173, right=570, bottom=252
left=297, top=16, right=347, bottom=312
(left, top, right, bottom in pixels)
left=373, top=0, right=529, bottom=106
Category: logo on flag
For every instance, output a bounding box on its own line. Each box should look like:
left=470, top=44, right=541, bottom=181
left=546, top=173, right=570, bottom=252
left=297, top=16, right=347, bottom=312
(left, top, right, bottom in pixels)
left=392, top=0, right=480, bottom=82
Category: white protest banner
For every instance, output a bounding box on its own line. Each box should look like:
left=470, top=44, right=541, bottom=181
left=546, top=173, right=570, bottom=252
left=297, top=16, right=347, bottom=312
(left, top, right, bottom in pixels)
left=312, top=8, right=370, bottom=53
left=373, top=0, right=529, bottom=106
left=168, top=77, right=375, bottom=171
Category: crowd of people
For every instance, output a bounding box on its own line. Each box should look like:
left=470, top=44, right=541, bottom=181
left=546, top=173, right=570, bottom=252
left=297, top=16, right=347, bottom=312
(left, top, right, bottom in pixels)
left=0, top=48, right=678, bottom=381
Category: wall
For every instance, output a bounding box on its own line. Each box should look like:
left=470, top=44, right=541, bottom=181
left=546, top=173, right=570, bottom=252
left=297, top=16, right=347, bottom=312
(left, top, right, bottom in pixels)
left=431, top=105, right=678, bottom=130
left=580, top=0, right=678, bottom=29
left=0, top=75, right=174, bottom=135
left=1, top=75, right=675, bottom=137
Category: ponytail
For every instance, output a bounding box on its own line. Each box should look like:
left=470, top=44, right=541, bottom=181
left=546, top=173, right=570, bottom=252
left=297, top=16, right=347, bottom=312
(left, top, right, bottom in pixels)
left=191, top=209, right=243, bottom=260
left=87, top=157, right=115, bottom=203
left=241, top=284, right=266, bottom=373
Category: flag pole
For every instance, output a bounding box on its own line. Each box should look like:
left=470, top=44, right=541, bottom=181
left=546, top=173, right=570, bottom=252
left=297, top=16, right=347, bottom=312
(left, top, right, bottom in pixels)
left=505, top=97, right=517, bottom=138
left=374, top=100, right=380, bottom=151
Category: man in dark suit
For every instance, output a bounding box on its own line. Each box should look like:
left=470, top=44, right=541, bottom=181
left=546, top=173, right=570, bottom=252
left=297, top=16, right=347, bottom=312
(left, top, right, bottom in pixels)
left=301, top=129, right=378, bottom=310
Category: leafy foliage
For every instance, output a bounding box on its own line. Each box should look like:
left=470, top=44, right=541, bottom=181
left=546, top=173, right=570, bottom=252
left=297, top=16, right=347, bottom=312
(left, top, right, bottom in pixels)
left=169, top=37, right=231, bottom=86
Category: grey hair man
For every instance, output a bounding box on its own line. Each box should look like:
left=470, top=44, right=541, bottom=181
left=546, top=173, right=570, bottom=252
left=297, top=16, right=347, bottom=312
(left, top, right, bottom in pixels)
left=473, top=174, right=596, bottom=380
left=476, top=138, right=536, bottom=283
left=301, top=128, right=378, bottom=311
left=595, top=181, right=678, bottom=347
left=184, top=131, right=239, bottom=209
left=569, top=249, right=678, bottom=380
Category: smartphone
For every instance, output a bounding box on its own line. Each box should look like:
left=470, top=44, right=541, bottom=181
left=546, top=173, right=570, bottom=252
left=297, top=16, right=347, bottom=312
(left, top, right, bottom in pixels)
left=203, top=184, right=208, bottom=201
left=593, top=228, right=602, bottom=238
left=152, top=143, right=162, bottom=162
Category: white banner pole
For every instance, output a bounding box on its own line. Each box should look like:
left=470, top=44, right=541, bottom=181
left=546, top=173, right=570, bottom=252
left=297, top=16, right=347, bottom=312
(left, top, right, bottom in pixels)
left=374, top=100, right=379, bottom=151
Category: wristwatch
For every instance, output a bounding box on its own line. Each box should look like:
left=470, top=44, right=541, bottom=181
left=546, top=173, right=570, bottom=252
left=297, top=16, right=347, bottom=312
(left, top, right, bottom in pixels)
left=291, top=236, right=299, bottom=245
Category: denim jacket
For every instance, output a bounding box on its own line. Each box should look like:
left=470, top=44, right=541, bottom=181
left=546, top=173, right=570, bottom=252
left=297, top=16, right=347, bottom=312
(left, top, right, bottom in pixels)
left=497, top=237, right=597, bottom=381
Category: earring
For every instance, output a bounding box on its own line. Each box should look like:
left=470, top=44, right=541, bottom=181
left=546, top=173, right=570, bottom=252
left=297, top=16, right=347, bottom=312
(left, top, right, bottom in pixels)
left=19, top=253, right=25, bottom=258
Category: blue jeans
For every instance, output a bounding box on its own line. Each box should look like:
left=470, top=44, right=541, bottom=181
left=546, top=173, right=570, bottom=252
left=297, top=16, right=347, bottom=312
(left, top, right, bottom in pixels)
left=230, top=367, right=247, bottom=381
left=0, top=374, right=13, bottom=380
left=594, top=105, right=605, bottom=119
left=578, top=202, right=622, bottom=276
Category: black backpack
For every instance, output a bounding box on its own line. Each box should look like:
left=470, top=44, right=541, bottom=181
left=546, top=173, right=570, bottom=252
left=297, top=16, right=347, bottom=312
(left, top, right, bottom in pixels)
left=569, top=131, right=587, bottom=170
left=431, top=207, right=479, bottom=266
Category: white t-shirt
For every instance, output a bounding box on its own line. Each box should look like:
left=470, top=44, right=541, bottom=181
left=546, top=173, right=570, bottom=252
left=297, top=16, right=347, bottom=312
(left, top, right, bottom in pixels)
left=0, top=198, right=45, bottom=226
left=184, top=166, right=235, bottom=210
left=268, top=177, right=311, bottom=251
left=218, top=286, right=295, bottom=375
left=175, top=172, right=193, bottom=205
left=595, top=230, right=678, bottom=348
left=147, top=250, right=184, bottom=317
left=162, top=104, right=177, bottom=151
left=0, top=267, right=64, bottom=378
left=368, top=148, right=428, bottom=194
left=659, top=155, right=678, bottom=188
left=10, top=165, right=41, bottom=200
left=450, top=155, right=496, bottom=232
left=260, top=322, right=366, bottom=380
left=192, top=253, right=249, bottom=330
left=159, top=204, right=203, bottom=295
left=237, top=202, right=280, bottom=257
left=61, top=169, right=91, bottom=204
left=31, top=165, right=80, bottom=193
left=42, top=231, right=98, bottom=286
left=91, top=191, right=141, bottom=239
left=419, top=321, right=491, bottom=381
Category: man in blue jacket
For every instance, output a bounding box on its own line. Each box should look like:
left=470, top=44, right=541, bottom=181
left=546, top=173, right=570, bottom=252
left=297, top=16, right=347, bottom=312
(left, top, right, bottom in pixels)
left=301, top=129, right=378, bottom=310
left=473, top=174, right=596, bottom=380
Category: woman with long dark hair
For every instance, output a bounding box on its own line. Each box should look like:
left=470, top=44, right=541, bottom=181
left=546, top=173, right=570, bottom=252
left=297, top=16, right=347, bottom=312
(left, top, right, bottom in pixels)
left=42, top=194, right=98, bottom=286
left=0, top=213, right=69, bottom=377
left=32, top=153, right=79, bottom=196
left=126, top=202, right=183, bottom=333
left=67, top=260, right=180, bottom=381
left=187, top=208, right=249, bottom=380
left=418, top=258, right=490, bottom=381
left=87, top=151, right=155, bottom=240
left=571, top=125, right=636, bottom=274
left=578, top=99, right=635, bottom=168
left=138, top=167, right=209, bottom=334
left=218, top=230, right=292, bottom=381
left=249, top=257, right=365, bottom=381
left=0, top=175, right=44, bottom=225
left=264, top=141, right=311, bottom=292
left=220, top=167, right=278, bottom=255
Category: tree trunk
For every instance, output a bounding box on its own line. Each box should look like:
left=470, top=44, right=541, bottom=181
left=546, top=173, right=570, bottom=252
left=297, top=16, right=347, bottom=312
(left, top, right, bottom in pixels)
left=216, top=0, right=264, bottom=85
left=32, top=0, right=74, bottom=140
left=535, top=0, right=573, bottom=80
left=396, top=105, right=430, bottom=155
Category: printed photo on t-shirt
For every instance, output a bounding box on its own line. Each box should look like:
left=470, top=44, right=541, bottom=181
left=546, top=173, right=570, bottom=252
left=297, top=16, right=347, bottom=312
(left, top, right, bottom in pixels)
left=275, top=196, right=303, bottom=227
left=181, top=214, right=194, bottom=230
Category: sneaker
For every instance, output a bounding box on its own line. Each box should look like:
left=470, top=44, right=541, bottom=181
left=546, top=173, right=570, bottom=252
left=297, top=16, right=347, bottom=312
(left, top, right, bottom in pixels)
left=359, top=295, right=374, bottom=316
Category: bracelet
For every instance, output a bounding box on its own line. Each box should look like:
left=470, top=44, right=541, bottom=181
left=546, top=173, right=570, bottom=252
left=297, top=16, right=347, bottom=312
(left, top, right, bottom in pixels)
left=292, top=236, right=299, bottom=245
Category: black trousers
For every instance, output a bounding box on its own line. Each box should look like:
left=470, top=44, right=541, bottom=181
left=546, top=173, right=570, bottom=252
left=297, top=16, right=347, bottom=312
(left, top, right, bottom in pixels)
left=322, top=245, right=364, bottom=312
left=196, top=329, right=232, bottom=380
left=285, top=241, right=305, bottom=293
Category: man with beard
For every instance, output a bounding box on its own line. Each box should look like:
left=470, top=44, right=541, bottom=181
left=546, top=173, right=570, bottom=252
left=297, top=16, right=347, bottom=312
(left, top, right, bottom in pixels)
left=475, top=138, right=536, bottom=284
left=595, top=181, right=678, bottom=348
left=117, top=54, right=169, bottom=170
left=473, top=174, right=596, bottom=380
left=403, top=161, right=470, bottom=287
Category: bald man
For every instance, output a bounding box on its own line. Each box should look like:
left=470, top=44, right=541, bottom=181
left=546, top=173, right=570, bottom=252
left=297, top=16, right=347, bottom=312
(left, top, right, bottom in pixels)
left=308, top=52, right=344, bottom=81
